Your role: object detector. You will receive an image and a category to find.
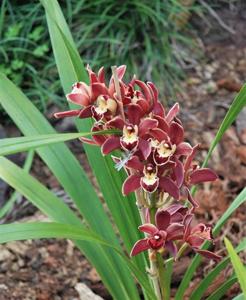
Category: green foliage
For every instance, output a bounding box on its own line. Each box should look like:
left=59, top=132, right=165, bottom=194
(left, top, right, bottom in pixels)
left=0, top=0, right=198, bottom=122
left=225, top=238, right=246, bottom=298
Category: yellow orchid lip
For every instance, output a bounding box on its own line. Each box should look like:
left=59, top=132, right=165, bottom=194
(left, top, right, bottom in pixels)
left=120, top=125, right=139, bottom=151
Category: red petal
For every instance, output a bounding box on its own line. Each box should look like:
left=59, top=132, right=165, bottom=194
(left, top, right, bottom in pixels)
left=174, top=160, right=184, bottom=188
left=159, top=177, right=180, bottom=199
left=169, top=122, right=184, bottom=145
left=190, top=168, right=218, bottom=184
left=135, top=80, right=151, bottom=102
left=186, top=188, right=199, bottom=210
left=116, top=65, right=126, bottom=80
left=176, top=142, right=192, bottom=156
left=155, top=210, right=171, bottom=231
left=147, top=82, right=158, bottom=104
left=54, top=110, right=81, bottom=118
left=195, top=249, right=222, bottom=261
left=98, top=66, right=105, bottom=83
left=154, top=115, right=169, bottom=133
left=130, top=239, right=150, bottom=256
left=165, top=241, right=177, bottom=257
left=139, top=118, right=158, bottom=136
left=127, top=104, right=143, bottom=125
left=153, top=102, right=165, bottom=118
left=107, top=116, right=125, bottom=130
left=79, top=137, right=97, bottom=145
left=101, top=136, right=121, bottom=155
left=139, top=224, right=158, bottom=235
left=149, top=128, right=169, bottom=142
left=67, top=92, right=90, bottom=107
left=183, top=214, right=193, bottom=240
left=78, top=106, right=92, bottom=118
left=91, top=83, right=108, bottom=100
left=138, top=138, right=152, bottom=160
left=184, top=144, right=199, bottom=171
left=126, top=156, right=144, bottom=171
left=166, top=223, right=184, bottom=240
left=122, top=174, right=141, bottom=195
left=166, top=103, right=180, bottom=123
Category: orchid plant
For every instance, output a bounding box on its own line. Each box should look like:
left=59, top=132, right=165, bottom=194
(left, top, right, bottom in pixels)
left=0, top=1, right=245, bottom=300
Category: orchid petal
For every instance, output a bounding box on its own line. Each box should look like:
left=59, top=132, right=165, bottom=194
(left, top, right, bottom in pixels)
left=127, top=104, right=143, bottom=125
left=166, top=103, right=180, bottom=123
left=91, top=83, right=108, bottom=100
left=101, top=136, right=121, bottom=155
left=159, top=177, right=180, bottom=199
left=174, top=160, right=184, bottom=188
left=130, top=239, right=150, bottom=256
left=139, top=118, right=158, bottom=136
left=122, top=174, right=141, bottom=195
left=54, top=109, right=81, bottom=119
left=78, top=106, right=92, bottom=118
left=153, top=101, right=165, bottom=118
left=135, top=80, right=151, bottom=102
left=169, top=122, right=184, bottom=145
left=194, top=249, right=222, bottom=261
left=184, top=144, right=199, bottom=171
left=107, top=116, right=125, bottom=130
left=165, top=241, right=178, bottom=257
left=139, top=223, right=158, bottom=235
left=190, top=168, right=218, bottom=184
left=139, top=138, right=152, bottom=160
left=155, top=210, right=171, bottom=231
left=126, top=156, right=144, bottom=171
left=176, top=142, right=192, bottom=156
left=147, top=82, right=158, bottom=104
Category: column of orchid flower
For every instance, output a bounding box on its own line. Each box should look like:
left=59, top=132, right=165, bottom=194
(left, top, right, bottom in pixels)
left=55, top=65, right=221, bottom=300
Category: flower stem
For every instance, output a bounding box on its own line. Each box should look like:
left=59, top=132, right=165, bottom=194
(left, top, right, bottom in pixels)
left=111, top=66, right=125, bottom=121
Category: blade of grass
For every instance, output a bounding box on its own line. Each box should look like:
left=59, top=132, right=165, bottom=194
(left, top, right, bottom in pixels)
left=0, top=130, right=120, bottom=156
left=0, top=156, right=139, bottom=300
left=0, top=221, right=157, bottom=300
left=206, top=274, right=238, bottom=300
left=41, top=0, right=148, bottom=283
left=190, top=238, right=246, bottom=300
left=175, top=187, right=246, bottom=300
left=225, top=238, right=246, bottom=297
left=0, top=150, right=34, bottom=220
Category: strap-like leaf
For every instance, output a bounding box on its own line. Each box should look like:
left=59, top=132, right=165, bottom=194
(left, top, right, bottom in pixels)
left=0, top=221, right=157, bottom=300
left=206, top=274, right=237, bottom=300
left=225, top=238, right=246, bottom=297
left=0, top=130, right=120, bottom=156
left=190, top=238, right=246, bottom=300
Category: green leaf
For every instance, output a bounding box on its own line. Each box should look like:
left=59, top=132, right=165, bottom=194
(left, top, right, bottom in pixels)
left=225, top=238, right=246, bottom=297
left=175, top=187, right=246, bottom=300
left=202, top=84, right=246, bottom=168
left=233, top=294, right=245, bottom=300
left=0, top=157, right=139, bottom=300
left=190, top=238, right=246, bottom=300
left=0, top=150, right=34, bottom=219
left=0, top=221, right=157, bottom=300
left=0, top=130, right=120, bottom=156
left=40, top=0, right=148, bottom=286
left=206, top=274, right=238, bottom=300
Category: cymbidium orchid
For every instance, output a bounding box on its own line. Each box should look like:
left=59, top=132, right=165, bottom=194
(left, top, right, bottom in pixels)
left=55, top=65, right=221, bottom=300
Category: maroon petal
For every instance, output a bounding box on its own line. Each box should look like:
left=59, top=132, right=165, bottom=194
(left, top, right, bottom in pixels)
left=126, top=156, right=144, bottom=171
left=147, top=81, right=158, bottom=104
left=194, top=249, right=222, bottom=261
left=98, top=66, right=105, bottom=83
left=135, top=80, right=151, bottom=102
left=139, top=118, right=158, bottom=136
left=154, top=115, right=169, bottom=133
left=169, top=122, right=184, bottom=145
left=187, top=236, right=204, bottom=248
left=174, top=160, right=184, bottom=188
left=139, top=223, right=158, bottom=235
left=122, top=174, right=141, bottom=195
left=165, top=241, right=177, bottom=257
left=149, top=128, right=169, bottom=142
left=153, top=101, right=165, bottom=118
left=166, top=103, right=180, bottom=123
left=130, top=238, right=150, bottom=256
left=138, top=138, right=152, bottom=160
left=159, top=177, right=180, bottom=199
left=190, top=168, right=218, bottom=184
left=166, top=223, right=184, bottom=240
left=101, top=136, right=121, bottom=155
left=127, top=104, right=143, bottom=125
left=155, top=210, right=171, bottom=231
left=107, top=116, right=125, bottom=130
left=91, top=83, right=108, bottom=100
left=176, top=142, right=192, bottom=156
left=116, top=65, right=126, bottom=80
left=183, top=214, right=193, bottom=240
left=78, top=106, right=92, bottom=118
left=184, top=144, right=199, bottom=171
left=54, top=109, right=81, bottom=118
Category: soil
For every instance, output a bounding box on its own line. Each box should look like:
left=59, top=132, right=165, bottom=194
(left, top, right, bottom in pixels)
left=0, top=2, right=246, bottom=300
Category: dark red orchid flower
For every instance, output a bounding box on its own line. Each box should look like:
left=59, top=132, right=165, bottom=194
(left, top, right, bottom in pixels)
left=183, top=214, right=221, bottom=261
left=131, top=210, right=184, bottom=256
